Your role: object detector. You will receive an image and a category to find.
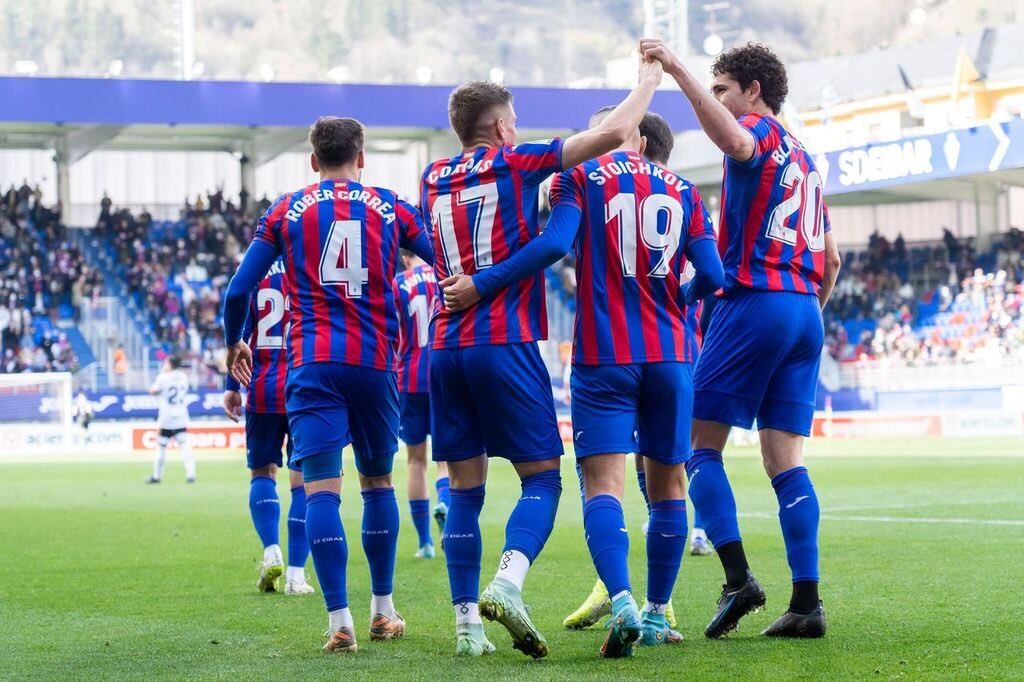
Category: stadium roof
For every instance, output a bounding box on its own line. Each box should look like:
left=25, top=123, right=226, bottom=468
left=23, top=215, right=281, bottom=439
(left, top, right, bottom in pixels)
left=788, top=24, right=1024, bottom=112
left=0, top=77, right=700, bottom=157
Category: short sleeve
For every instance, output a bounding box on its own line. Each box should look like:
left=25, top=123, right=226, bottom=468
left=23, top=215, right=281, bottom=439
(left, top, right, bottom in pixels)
left=548, top=169, right=584, bottom=213
left=730, top=114, right=781, bottom=170
left=253, top=194, right=289, bottom=251
left=685, top=188, right=716, bottom=248
left=505, top=138, right=564, bottom=186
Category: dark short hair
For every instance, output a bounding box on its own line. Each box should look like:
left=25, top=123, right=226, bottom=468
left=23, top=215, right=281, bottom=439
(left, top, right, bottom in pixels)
left=448, top=81, right=513, bottom=146
left=588, top=105, right=615, bottom=128
left=167, top=355, right=182, bottom=370
left=309, top=116, right=364, bottom=168
left=639, top=112, right=674, bottom=165
left=712, top=43, right=788, bottom=115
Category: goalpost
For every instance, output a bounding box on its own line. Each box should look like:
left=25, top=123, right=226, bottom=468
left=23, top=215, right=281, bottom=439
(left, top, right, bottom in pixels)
left=0, top=372, right=75, bottom=453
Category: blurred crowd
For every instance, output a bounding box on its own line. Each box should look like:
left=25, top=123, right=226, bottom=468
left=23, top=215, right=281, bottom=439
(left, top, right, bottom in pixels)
left=825, top=228, right=1024, bottom=366
left=1, top=181, right=102, bottom=373
left=95, top=188, right=269, bottom=385
left=4, top=177, right=1024, bottom=382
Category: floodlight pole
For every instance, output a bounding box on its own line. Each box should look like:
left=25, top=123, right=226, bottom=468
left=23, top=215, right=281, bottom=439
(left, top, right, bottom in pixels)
left=178, top=0, right=196, bottom=80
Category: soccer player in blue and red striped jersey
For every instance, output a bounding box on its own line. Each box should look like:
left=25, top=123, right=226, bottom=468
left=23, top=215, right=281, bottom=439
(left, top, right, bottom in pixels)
left=641, top=39, right=842, bottom=639
left=222, top=259, right=314, bottom=597
left=223, top=117, right=434, bottom=653
left=421, top=57, right=664, bottom=658
left=443, top=108, right=724, bottom=657
left=392, top=252, right=449, bottom=559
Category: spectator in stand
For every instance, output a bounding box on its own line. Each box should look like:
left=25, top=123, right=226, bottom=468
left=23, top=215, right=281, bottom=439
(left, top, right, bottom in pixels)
left=0, top=184, right=95, bottom=373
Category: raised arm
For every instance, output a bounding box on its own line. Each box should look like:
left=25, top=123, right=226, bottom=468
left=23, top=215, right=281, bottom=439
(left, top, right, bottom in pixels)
left=441, top=203, right=581, bottom=311
left=560, top=56, right=663, bottom=169
left=640, top=38, right=755, bottom=163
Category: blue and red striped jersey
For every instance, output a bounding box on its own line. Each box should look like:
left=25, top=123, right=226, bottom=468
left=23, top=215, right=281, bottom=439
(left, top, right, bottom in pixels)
left=240, top=258, right=289, bottom=413
left=552, top=151, right=715, bottom=365
left=253, top=179, right=431, bottom=371
left=718, top=113, right=831, bottom=295
left=420, top=139, right=563, bottom=349
left=392, top=263, right=437, bottom=393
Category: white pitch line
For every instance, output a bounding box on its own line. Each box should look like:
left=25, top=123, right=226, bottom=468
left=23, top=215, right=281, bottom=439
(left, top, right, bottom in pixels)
left=737, top=511, right=1024, bottom=527
left=823, top=498, right=1021, bottom=513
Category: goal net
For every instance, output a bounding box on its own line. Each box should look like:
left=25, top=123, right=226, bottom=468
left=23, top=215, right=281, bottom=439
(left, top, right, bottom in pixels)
left=0, top=372, right=74, bottom=452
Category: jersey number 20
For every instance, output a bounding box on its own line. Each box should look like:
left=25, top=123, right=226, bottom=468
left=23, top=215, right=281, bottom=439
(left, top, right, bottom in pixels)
left=766, top=165, right=825, bottom=252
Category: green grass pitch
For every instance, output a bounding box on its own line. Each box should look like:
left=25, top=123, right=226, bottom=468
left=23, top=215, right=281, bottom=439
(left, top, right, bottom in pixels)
left=3, top=437, right=1023, bottom=680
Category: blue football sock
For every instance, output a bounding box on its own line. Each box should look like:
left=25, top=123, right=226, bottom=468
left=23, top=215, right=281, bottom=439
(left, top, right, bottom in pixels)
left=772, top=466, right=820, bottom=583
left=305, top=490, right=348, bottom=611
left=692, top=504, right=705, bottom=532
left=361, top=487, right=400, bottom=596
left=444, top=485, right=485, bottom=603
left=435, top=477, right=451, bottom=507
left=583, top=494, right=631, bottom=596
left=409, top=498, right=432, bottom=547
left=248, top=476, right=280, bottom=548
left=503, top=469, right=561, bottom=561
left=646, top=499, right=687, bottom=604
left=685, top=449, right=741, bottom=547
left=287, top=485, right=309, bottom=568
left=636, top=466, right=651, bottom=512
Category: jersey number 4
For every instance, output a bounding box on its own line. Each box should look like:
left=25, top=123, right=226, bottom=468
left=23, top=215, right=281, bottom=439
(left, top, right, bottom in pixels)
left=431, top=183, right=499, bottom=274
left=606, top=192, right=685, bottom=278
left=766, top=165, right=825, bottom=252
left=320, top=220, right=369, bottom=297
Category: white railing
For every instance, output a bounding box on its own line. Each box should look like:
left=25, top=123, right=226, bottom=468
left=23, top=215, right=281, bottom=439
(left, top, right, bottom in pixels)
left=837, top=358, right=1024, bottom=391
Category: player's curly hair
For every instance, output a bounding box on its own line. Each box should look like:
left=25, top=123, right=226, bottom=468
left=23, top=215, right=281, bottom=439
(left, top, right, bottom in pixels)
left=309, top=116, right=364, bottom=168
left=449, top=81, right=513, bottom=146
left=712, top=43, right=788, bottom=115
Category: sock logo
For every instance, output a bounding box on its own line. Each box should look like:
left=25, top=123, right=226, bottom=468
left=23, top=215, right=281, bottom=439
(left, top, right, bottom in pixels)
left=457, top=602, right=470, bottom=615
left=689, top=468, right=700, bottom=480
left=311, top=536, right=345, bottom=545
left=785, top=495, right=810, bottom=509
left=499, top=550, right=513, bottom=570
left=443, top=533, right=475, bottom=540
left=362, top=529, right=391, bottom=536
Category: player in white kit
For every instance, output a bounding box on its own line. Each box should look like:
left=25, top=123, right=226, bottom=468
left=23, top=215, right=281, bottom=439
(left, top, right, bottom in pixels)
left=146, top=356, right=196, bottom=484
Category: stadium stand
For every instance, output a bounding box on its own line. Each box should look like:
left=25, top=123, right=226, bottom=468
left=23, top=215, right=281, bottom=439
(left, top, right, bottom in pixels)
left=825, top=228, right=1024, bottom=366
left=1, top=183, right=102, bottom=374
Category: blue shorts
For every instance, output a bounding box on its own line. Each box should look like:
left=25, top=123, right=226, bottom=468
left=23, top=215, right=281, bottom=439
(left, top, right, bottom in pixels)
left=285, top=362, right=400, bottom=478
left=571, top=362, right=694, bottom=465
left=399, top=392, right=431, bottom=445
left=694, top=289, right=823, bottom=437
left=430, top=342, right=563, bottom=463
left=245, top=412, right=298, bottom=471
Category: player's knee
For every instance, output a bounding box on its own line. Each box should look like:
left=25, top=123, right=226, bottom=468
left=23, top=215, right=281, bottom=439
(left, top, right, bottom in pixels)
left=644, top=461, right=686, bottom=503
left=250, top=464, right=277, bottom=478
left=580, top=454, right=625, bottom=500
left=406, top=443, right=428, bottom=465
left=759, top=429, right=804, bottom=478
left=359, top=472, right=393, bottom=490
left=691, top=418, right=731, bottom=451
left=288, top=468, right=304, bottom=488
